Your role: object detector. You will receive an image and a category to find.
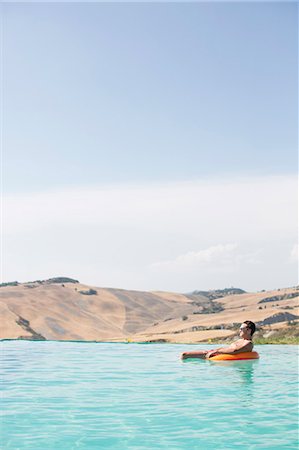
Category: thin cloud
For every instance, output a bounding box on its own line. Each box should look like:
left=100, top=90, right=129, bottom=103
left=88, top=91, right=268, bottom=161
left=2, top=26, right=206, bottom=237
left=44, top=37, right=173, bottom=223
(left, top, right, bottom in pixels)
left=150, top=244, right=262, bottom=271
left=151, top=244, right=238, bottom=269
left=290, top=244, right=298, bottom=263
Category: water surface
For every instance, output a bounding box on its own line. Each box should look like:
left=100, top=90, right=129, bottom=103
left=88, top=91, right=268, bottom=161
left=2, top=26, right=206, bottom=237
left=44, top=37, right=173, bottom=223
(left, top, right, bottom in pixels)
left=1, top=342, right=298, bottom=449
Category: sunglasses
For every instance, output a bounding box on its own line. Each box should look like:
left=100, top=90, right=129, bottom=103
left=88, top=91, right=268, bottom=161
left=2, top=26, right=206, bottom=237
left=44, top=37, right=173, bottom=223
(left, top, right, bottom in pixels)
left=239, top=326, right=248, bottom=331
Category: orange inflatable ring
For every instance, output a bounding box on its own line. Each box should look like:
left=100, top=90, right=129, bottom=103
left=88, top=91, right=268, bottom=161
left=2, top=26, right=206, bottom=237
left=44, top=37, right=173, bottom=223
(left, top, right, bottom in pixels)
left=209, top=351, right=259, bottom=361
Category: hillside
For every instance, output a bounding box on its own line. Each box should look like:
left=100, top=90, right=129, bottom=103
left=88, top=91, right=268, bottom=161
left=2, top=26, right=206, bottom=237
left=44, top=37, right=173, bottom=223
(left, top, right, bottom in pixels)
left=0, top=278, right=298, bottom=342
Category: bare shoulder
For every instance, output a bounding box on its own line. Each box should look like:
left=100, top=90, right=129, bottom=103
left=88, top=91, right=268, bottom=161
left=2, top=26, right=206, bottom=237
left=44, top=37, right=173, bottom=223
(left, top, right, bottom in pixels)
left=232, top=339, right=245, bottom=346
left=234, top=339, right=253, bottom=351
left=243, top=339, right=254, bottom=350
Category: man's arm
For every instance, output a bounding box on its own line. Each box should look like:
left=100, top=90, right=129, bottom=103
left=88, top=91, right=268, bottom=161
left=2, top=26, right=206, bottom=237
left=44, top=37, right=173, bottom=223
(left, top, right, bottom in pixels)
left=206, top=341, right=253, bottom=358
left=216, top=341, right=253, bottom=354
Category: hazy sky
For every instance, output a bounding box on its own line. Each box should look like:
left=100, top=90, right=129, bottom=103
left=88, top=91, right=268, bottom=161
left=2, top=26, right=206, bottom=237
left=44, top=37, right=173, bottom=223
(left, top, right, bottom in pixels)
left=2, top=2, right=298, bottom=292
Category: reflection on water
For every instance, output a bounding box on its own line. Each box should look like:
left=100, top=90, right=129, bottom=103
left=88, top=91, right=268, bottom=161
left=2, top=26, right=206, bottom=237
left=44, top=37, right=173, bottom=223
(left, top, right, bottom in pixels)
left=209, top=360, right=257, bottom=384
left=209, top=360, right=257, bottom=408
left=234, top=360, right=257, bottom=385
left=235, top=361, right=256, bottom=407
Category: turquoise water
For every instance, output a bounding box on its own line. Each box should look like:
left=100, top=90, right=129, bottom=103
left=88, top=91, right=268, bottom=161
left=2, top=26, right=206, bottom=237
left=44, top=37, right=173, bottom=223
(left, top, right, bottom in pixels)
left=1, top=342, right=298, bottom=449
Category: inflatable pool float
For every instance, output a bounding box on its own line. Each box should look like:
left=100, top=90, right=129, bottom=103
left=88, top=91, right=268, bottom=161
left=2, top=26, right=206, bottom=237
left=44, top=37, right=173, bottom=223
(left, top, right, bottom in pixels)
left=209, top=351, right=259, bottom=361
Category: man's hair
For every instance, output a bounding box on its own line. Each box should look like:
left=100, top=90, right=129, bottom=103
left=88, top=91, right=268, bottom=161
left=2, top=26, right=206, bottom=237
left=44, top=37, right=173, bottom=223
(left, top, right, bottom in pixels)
left=243, top=320, right=256, bottom=336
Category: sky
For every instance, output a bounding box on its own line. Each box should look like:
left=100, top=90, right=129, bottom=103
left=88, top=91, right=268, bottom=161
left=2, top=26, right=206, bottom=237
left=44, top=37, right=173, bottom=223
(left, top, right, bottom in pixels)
left=1, top=1, right=298, bottom=292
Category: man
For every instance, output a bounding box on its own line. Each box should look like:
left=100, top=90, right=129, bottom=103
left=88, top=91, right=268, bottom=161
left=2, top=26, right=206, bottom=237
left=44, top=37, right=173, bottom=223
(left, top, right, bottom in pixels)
left=181, top=320, right=256, bottom=360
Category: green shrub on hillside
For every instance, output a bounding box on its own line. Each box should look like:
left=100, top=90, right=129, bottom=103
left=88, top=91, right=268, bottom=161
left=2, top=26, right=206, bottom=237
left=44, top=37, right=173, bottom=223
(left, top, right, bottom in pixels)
left=0, top=281, right=19, bottom=287
left=79, top=289, right=97, bottom=295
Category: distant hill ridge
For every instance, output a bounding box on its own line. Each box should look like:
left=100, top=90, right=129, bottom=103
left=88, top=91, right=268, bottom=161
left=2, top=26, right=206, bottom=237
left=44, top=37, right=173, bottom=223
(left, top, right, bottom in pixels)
left=0, top=277, right=79, bottom=288
left=1, top=278, right=245, bottom=294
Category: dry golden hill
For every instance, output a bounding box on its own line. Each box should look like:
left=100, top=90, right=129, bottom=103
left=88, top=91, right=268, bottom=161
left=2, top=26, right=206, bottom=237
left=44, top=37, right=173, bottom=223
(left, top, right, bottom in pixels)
left=0, top=278, right=298, bottom=342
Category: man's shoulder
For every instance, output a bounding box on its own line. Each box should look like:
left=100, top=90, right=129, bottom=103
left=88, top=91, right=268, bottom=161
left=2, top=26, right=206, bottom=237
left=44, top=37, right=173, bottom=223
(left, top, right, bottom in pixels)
left=233, top=339, right=244, bottom=344
left=233, top=339, right=253, bottom=349
left=244, top=339, right=254, bottom=349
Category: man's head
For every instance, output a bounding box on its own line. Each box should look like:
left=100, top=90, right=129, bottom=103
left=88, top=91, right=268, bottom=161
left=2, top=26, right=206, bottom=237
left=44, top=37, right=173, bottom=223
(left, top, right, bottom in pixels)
left=239, top=321, right=256, bottom=339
